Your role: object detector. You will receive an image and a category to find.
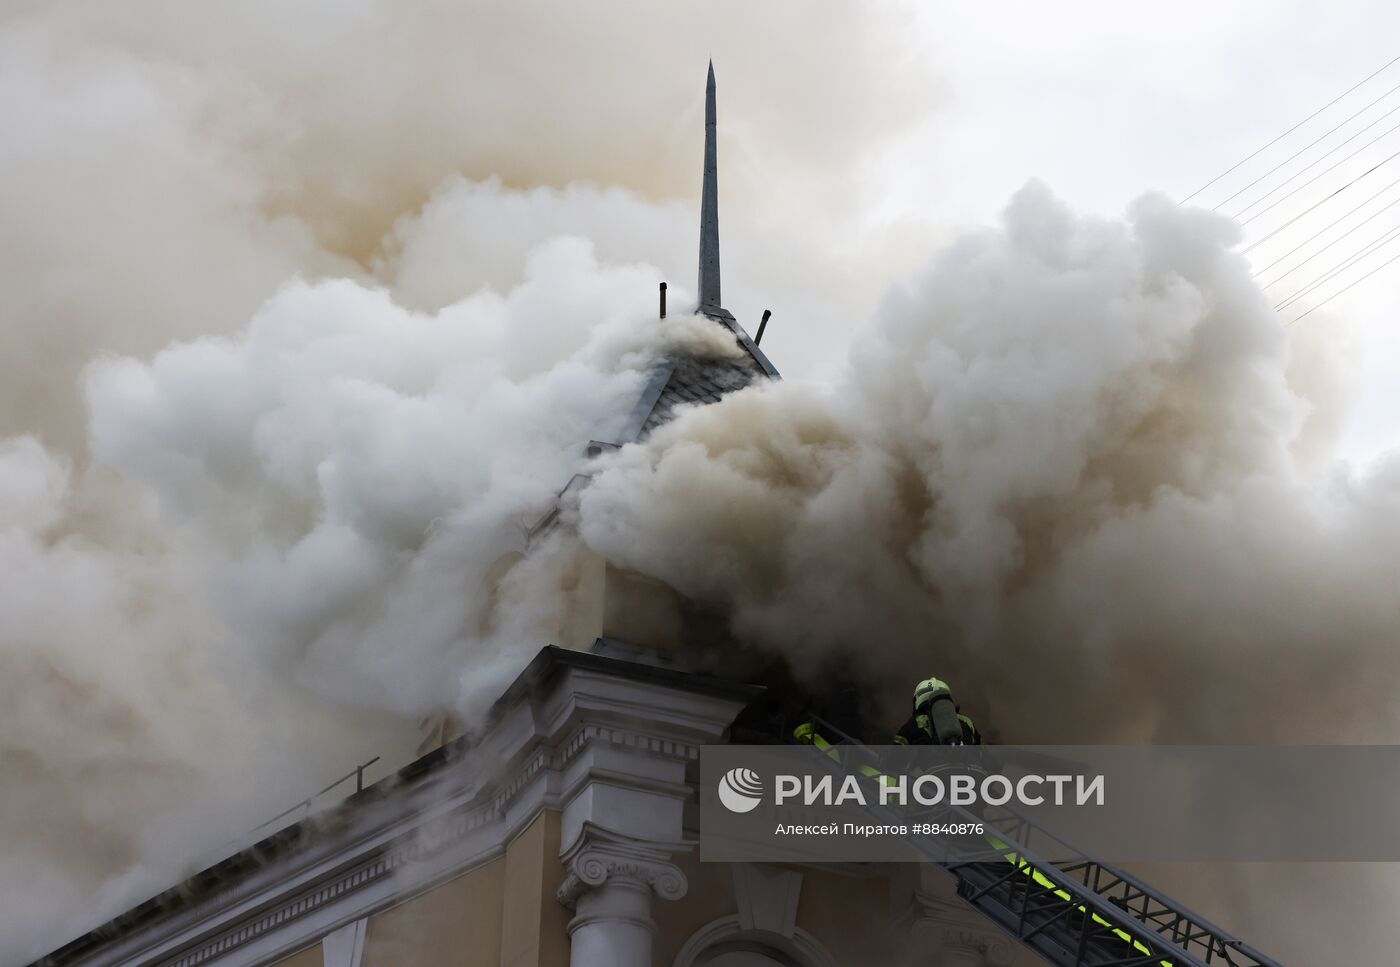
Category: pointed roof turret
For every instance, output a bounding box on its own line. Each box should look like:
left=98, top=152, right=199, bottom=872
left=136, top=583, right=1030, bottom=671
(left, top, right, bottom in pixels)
left=698, top=61, right=722, bottom=315
left=610, top=62, right=780, bottom=442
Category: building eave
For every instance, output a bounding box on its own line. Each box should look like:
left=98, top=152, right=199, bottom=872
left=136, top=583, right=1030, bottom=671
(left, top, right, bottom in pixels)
left=28, top=644, right=763, bottom=967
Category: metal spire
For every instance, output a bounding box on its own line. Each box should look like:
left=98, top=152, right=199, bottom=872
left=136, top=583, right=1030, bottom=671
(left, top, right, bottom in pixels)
left=697, top=61, right=722, bottom=313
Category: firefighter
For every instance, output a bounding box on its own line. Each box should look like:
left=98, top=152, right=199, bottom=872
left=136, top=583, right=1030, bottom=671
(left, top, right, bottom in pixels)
left=895, top=676, right=981, bottom=746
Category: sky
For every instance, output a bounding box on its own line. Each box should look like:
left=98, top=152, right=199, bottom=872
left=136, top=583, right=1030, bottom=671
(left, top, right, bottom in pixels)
left=885, top=2, right=1400, bottom=463
left=656, top=0, right=1400, bottom=462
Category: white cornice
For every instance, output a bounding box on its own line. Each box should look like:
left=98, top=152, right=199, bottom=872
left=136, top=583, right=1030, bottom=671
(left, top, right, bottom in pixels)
left=42, top=649, right=754, bottom=967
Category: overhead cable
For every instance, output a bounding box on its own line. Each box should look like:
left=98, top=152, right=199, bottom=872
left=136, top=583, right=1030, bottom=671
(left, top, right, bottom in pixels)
left=1236, top=111, right=1400, bottom=224
left=1253, top=185, right=1400, bottom=281
left=1212, top=80, right=1400, bottom=213
left=1242, top=157, right=1400, bottom=255
left=1180, top=54, right=1400, bottom=205
left=1274, top=223, right=1400, bottom=310
left=1289, top=247, right=1400, bottom=324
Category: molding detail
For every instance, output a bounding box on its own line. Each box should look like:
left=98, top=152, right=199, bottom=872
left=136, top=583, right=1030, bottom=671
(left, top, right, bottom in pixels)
left=732, top=864, right=802, bottom=937
left=556, top=823, right=689, bottom=907
left=320, top=918, right=366, bottom=967
left=147, top=719, right=703, bottom=966
left=32, top=647, right=757, bottom=967
left=670, top=916, right=840, bottom=967
left=163, top=803, right=500, bottom=967
left=906, top=893, right=1014, bottom=967
left=558, top=723, right=706, bottom=767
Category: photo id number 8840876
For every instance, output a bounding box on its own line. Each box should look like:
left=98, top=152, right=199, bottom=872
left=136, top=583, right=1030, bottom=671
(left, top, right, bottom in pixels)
left=912, top=823, right=984, bottom=836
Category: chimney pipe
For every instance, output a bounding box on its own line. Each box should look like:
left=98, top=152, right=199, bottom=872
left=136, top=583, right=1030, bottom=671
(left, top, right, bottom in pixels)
left=659, top=282, right=667, bottom=319
left=755, top=309, right=772, bottom=344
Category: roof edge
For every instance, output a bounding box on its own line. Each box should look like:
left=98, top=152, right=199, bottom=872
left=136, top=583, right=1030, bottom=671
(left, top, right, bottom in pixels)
left=29, top=644, right=763, bottom=965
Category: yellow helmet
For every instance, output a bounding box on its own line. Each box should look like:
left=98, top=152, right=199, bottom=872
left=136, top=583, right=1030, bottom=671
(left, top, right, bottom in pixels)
left=914, top=676, right=964, bottom=745
left=913, top=677, right=951, bottom=709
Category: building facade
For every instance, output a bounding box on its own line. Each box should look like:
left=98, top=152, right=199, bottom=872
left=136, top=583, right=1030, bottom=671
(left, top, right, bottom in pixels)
left=35, top=645, right=1023, bottom=967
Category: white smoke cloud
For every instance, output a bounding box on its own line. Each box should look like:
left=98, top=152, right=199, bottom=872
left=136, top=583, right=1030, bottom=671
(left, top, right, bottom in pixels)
left=0, top=231, right=745, bottom=959
left=1, top=2, right=1395, bottom=965
left=84, top=240, right=727, bottom=715
left=580, top=183, right=1400, bottom=744
left=574, top=184, right=1400, bottom=961
left=0, top=431, right=411, bottom=956
left=0, top=2, right=933, bottom=959
left=0, top=0, right=931, bottom=453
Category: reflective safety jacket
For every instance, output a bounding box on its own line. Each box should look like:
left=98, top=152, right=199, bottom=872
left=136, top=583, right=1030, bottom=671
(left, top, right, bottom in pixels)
left=894, top=709, right=982, bottom=746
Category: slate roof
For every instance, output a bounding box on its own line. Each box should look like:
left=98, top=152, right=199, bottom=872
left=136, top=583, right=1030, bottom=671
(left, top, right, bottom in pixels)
left=526, top=309, right=777, bottom=543
left=622, top=307, right=780, bottom=443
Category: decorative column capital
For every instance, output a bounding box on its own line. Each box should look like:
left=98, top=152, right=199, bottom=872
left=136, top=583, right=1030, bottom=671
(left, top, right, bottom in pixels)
left=556, top=822, right=689, bottom=908
left=905, top=892, right=1014, bottom=967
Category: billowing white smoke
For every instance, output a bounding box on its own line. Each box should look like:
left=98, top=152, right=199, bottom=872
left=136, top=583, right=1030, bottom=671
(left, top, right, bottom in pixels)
left=88, top=241, right=671, bottom=715
left=0, top=2, right=930, bottom=961
left=581, top=183, right=1400, bottom=747
left=2, top=2, right=1397, bottom=965
left=0, top=1, right=931, bottom=450
left=573, top=186, right=1400, bottom=963
left=0, top=426, right=416, bottom=953
left=0, top=235, right=746, bottom=960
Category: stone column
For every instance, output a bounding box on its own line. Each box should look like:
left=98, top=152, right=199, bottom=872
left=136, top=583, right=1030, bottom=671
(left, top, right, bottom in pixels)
left=542, top=655, right=748, bottom=967
left=557, top=825, right=688, bottom=967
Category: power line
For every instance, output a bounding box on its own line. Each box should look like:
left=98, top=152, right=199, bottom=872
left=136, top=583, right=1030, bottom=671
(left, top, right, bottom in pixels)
left=1180, top=54, right=1400, bottom=205
left=1274, top=222, right=1400, bottom=310
left=1213, top=79, right=1400, bottom=214
left=1241, top=148, right=1400, bottom=254
left=1254, top=184, right=1400, bottom=281
left=1236, top=109, right=1400, bottom=224
left=1289, top=246, right=1400, bottom=324
left=1276, top=223, right=1400, bottom=309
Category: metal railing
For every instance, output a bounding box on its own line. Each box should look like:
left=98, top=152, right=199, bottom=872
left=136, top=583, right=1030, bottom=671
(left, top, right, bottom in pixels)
left=800, top=717, right=1284, bottom=967
left=250, top=756, right=382, bottom=835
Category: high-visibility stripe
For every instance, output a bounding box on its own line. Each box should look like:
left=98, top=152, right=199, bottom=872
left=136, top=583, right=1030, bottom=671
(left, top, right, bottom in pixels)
left=795, top=725, right=897, bottom=785
left=984, top=835, right=1172, bottom=966
left=796, top=717, right=1173, bottom=964
left=793, top=723, right=843, bottom=764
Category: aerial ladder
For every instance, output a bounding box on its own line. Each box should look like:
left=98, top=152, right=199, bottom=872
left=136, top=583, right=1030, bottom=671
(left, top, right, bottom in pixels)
left=797, top=716, right=1286, bottom=967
